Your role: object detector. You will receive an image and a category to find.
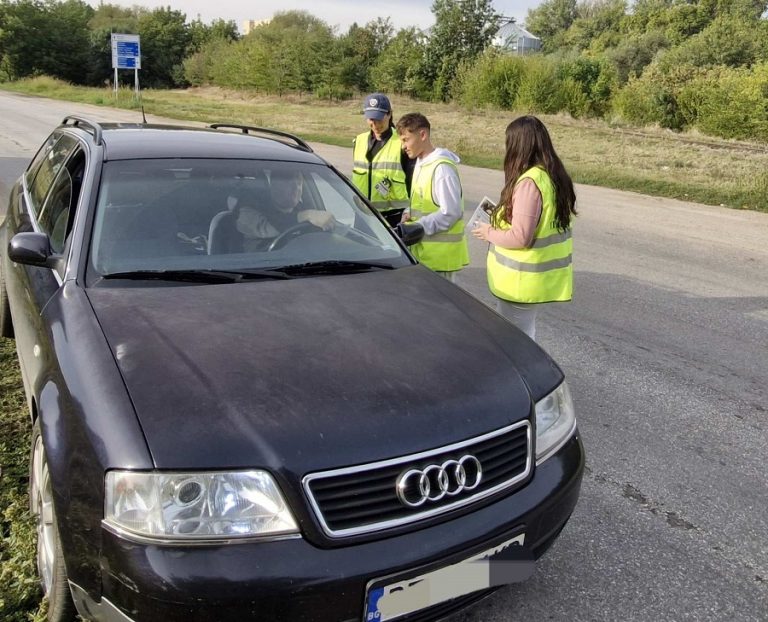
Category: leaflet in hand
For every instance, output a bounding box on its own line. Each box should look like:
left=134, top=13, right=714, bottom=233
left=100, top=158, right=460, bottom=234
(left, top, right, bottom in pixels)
left=469, top=196, right=497, bottom=229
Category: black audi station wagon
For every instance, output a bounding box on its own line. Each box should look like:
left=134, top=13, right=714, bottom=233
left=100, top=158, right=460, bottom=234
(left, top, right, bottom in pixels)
left=0, top=117, right=584, bottom=622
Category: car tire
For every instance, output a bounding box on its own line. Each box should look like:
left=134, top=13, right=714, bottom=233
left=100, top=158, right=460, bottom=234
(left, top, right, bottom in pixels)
left=0, top=261, right=13, bottom=339
left=29, top=420, right=77, bottom=622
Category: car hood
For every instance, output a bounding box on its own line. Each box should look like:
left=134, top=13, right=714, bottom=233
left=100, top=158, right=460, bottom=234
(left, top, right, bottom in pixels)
left=87, top=266, right=562, bottom=473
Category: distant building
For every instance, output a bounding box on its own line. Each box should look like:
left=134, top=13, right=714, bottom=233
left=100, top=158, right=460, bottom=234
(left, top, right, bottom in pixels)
left=493, top=22, right=542, bottom=54
left=242, top=19, right=270, bottom=35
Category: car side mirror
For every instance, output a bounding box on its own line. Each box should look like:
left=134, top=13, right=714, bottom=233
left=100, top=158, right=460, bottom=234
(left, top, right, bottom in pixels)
left=394, top=222, right=425, bottom=246
left=8, top=232, right=60, bottom=268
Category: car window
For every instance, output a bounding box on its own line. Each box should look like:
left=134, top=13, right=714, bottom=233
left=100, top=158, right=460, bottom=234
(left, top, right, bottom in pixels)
left=310, top=172, right=355, bottom=226
left=38, top=150, right=86, bottom=255
left=39, top=170, right=72, bottom=254
left=24, top=132, right=60, bottom=186
left=28, top=134, right=78, bottom=216
left=88, top=158, right=410, bottom=279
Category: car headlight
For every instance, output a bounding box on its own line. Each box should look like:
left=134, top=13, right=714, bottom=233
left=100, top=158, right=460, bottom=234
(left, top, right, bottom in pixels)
left=535, top=381, right=577, bottom=463
left=104, top=470, right=299, bottom=542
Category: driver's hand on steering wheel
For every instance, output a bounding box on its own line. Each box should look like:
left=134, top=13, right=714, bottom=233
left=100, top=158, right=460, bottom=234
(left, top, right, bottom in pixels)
left=298, top=209, right=336, bottom=231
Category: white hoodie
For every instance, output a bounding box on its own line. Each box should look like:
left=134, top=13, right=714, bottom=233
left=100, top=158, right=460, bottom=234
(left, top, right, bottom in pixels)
left=411, top=148, right=463, bottom=236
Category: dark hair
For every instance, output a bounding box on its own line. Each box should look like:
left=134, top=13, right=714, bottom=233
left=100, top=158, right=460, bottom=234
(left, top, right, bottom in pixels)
left=395, top=112, right=430, bottom=134
left=497, top=116, right=576, bottom=232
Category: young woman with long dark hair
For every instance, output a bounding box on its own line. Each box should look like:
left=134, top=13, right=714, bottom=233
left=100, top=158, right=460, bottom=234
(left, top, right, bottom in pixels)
left=472, top=116, right=577, bottom=340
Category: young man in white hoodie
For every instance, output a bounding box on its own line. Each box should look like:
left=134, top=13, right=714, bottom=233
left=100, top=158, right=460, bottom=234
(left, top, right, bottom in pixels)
left=396, top=113, right=469, bottom=282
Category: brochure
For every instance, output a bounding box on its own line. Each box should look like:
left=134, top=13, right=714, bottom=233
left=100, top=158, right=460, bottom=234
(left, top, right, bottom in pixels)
left=469, top=196, right=497, bottom=229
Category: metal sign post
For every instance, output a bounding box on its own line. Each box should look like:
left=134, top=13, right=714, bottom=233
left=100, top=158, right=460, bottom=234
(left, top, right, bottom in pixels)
left=110, top=33, right=141, bottom=99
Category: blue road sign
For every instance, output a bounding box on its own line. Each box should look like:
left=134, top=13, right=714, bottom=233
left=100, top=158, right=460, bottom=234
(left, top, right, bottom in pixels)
left=117, top=42, right=139, bottom=56
left=111, top=34, right=141, bottom=70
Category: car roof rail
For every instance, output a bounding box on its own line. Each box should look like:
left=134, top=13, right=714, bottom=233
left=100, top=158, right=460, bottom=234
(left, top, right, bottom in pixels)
left=61, top=116, right=103, bottom=146
left=209, top=124, right=313, bottom=153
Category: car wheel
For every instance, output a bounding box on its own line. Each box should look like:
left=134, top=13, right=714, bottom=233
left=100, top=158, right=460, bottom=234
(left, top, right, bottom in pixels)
left=0, top=261, right=14, bottom=339
left=29, top=421, right=77, bottom=622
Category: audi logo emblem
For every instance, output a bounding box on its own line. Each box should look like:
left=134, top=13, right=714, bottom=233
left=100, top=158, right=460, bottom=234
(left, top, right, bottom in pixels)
left=396, top=455, right=483, bottom=508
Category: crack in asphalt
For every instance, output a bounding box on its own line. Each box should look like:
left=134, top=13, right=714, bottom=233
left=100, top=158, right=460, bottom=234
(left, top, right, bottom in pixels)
left=585, top=466, right=699, bottom=531
left=621, top=482, right=697, bottom=530
left=586, top=468, right=768, bottom=587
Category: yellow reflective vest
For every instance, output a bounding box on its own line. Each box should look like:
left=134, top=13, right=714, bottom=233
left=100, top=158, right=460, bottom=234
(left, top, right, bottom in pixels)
left=408, top=157, right=469, bottom=272
left=352, top=130, right=409, bottom=211
left=487, top=166, right=573, bottom=303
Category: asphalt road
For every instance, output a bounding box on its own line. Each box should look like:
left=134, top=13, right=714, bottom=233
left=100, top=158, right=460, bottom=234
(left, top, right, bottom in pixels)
left=1, top=91, right=766, bottom=621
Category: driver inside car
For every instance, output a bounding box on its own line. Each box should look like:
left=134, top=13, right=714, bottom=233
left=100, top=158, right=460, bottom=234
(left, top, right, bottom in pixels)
left=236, top=169, right=336, bottom=251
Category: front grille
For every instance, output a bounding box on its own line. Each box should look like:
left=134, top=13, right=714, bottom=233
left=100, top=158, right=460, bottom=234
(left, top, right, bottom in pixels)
left=303, top=421, right=531, bottom=538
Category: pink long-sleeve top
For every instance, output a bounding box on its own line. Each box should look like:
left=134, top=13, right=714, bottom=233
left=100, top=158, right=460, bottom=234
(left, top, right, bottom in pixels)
left=486, top=178, right=543, bottom=249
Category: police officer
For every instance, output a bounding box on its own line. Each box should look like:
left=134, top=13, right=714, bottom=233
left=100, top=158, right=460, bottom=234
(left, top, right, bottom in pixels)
left=352, top=93, right=414, bottom=226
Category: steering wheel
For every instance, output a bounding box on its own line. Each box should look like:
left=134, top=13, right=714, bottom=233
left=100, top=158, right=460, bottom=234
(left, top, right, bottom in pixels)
left=267, top=221, right=323, bottom=251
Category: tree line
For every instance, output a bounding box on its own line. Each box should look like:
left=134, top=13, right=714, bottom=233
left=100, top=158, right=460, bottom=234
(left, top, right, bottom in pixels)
left=1, top=0, right=767, bottom=141
left=0, top=0, right=238, bottom=87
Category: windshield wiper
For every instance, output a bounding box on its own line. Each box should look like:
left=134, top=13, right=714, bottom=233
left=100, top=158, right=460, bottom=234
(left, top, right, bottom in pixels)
left=101, top=268, right=292, bottom=283
left=277, top=260, right=396, bottom=275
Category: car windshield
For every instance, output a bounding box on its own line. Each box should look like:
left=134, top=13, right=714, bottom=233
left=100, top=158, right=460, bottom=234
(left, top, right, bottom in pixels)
left=88, top=158, right=411, bottom=281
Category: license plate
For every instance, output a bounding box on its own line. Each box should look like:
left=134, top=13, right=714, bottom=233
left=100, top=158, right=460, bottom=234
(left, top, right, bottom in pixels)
left=363, top=532, right=529, bottom=622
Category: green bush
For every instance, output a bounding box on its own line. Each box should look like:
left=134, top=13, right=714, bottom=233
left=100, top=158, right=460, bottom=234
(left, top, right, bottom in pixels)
left=612, top=62, right=713, bottom=130
left=612, top=76, right=664, bottom=126
left=183, top=51, right=207, bottom=87
left=615, top=59, right=768, bottom=138
left=454, top=51, right=619, bottom=119
left=555, top=54, right=618, bottom=117
left=513, top=56, right=565, bottom=114
left=183, top=38, right=233, bottom=87
left=314, top=84, right=353, bottom=101
left=208, top=38, right=279, bottom=92
left=658, top=17, right=759, bottom=70
left=560, top=77, right=590, bottom=117
left=654, top=90, right=686, bottom=130
left=454, top=49, right=525, bottom=109
left=676, top=74, right=715, bottom=128
left=661, top=2, right=711, bottom=46
left=694, top=63, right=768, bottom=141
left=607, top=30, right=669, bottom=84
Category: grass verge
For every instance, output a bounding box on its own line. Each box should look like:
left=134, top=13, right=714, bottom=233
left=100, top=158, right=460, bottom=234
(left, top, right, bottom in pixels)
left=3, top=77, right=768, bottom=212
left=0, top=338, right=45, bottom=622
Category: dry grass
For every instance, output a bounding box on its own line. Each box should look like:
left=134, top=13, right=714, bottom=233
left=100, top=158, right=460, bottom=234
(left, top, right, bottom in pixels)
left=3, top=78, right=768, bottom=211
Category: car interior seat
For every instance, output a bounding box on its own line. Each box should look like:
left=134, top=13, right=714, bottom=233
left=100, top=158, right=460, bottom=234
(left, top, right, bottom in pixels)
left=207, top=172, right=270, bottom=255
left=207, top=209, right=243, bottom=255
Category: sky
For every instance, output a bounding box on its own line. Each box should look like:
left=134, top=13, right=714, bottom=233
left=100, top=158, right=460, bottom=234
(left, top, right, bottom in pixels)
left=86, top=0, right=543, bottom=32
